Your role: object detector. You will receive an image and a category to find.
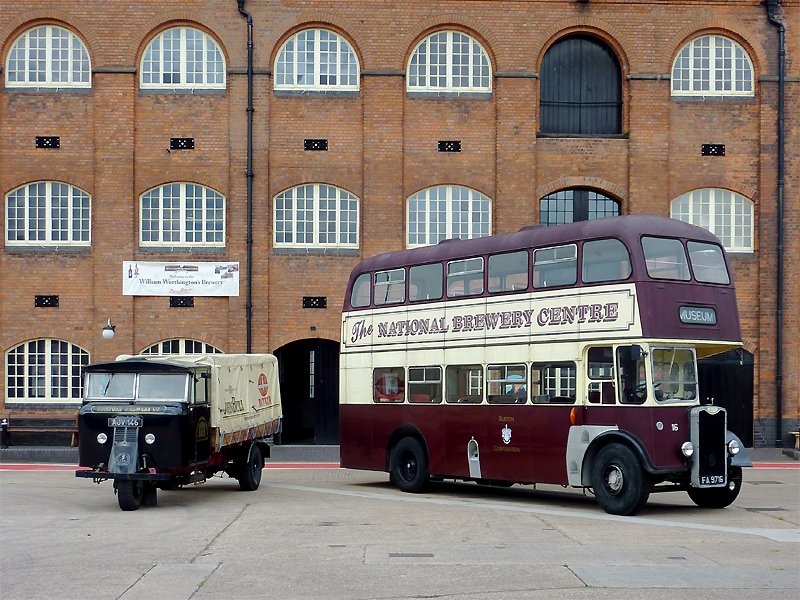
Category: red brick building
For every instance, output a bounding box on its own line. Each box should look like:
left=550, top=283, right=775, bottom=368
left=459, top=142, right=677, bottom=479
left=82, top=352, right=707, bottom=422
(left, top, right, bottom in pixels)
left=1, top=0, right=797, bottom=446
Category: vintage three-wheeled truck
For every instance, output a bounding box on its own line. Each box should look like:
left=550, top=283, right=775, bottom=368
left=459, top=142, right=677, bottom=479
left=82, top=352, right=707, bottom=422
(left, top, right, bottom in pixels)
left=75, top=354, right=282, bottom=510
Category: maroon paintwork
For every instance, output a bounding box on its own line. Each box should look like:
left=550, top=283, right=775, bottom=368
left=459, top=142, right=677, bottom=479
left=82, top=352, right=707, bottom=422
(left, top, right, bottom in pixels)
left=342, top=215, right=741, bottom=343
left=340, top=403, right=691, bottom=484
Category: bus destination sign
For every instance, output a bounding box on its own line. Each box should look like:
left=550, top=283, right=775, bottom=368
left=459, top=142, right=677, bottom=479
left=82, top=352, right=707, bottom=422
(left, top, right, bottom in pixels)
left=679, top=305, right=717, bottom=325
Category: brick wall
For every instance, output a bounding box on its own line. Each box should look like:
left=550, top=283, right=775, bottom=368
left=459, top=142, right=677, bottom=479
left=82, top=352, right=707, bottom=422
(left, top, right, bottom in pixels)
left=0, top=0, right=797, bottom=444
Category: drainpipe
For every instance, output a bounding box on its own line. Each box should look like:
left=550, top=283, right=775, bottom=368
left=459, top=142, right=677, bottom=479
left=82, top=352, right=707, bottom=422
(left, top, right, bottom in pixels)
left=238, top=0, right=254, bottom=353
left=766, top=0, right=785, bottom=447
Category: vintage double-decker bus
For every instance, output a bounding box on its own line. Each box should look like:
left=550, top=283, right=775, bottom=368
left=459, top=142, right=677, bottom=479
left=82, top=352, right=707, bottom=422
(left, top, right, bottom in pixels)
left=339, top=215, right=751, bottom=515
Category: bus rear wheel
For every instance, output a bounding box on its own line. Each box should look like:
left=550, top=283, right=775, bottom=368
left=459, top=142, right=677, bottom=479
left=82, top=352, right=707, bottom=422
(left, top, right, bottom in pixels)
left=687, top=466, right=742, bottom=508
left=591, top=444, right=651, bottom=516
left=390, top=437, right=429, bottom=493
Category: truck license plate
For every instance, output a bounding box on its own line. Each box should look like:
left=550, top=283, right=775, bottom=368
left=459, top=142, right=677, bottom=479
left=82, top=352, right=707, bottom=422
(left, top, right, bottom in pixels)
left=108, top=416, right=143, bottom=428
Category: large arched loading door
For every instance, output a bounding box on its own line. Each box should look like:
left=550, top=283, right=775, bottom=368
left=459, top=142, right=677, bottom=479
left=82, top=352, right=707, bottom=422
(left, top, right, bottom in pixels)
left=274, top=339, right=340, bottom=444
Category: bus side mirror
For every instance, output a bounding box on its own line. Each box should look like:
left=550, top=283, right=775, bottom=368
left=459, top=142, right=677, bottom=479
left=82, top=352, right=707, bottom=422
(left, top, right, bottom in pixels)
left=630, top=345, right=643, bottom=361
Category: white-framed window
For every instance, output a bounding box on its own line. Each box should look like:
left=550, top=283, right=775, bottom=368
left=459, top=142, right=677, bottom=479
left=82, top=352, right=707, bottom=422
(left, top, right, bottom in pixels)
left=140, top=183, right=225, bottom=247
left=6, top=339, right=89, bottom=403
left=5, top=181, right=91, bottom=246
left=407, top=185, right=491, bottom=247
left=671, top=35, right=754, bottom=97
left=141, top=27, right=225, bottom=90
left=5, top=25, right=91, bottom=88
left=141, top=339, right=222, bottom=355
left=407, top=30, right=491, bottom=93
left=275, top=28, right=359, bottom=91
left=274, top=184, right=359, bottom=248
left=670, top=188, right=754, bottom=252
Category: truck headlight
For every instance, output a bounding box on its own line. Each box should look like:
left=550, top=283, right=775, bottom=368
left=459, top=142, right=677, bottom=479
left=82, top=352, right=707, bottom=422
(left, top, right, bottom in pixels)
left=144, top=433, right=156, bottom=445
left=681, top=441, right=694, bottom=457
left=727, top=439, right=741, bottom=456
left=96, top=433, right=108, bottom=444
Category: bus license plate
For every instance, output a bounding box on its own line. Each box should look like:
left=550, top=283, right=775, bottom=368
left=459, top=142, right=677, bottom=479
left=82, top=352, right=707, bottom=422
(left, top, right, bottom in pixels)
left=108, top=416, right=143, bottom=428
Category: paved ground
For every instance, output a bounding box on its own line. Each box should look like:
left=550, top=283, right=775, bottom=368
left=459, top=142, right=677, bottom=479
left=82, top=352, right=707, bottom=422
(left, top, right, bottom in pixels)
left=0, top=458, right=797, bottom=600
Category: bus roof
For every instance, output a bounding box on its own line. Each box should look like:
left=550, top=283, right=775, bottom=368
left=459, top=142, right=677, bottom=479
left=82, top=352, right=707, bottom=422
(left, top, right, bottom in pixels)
left=350, top=215, right=721, bottom=276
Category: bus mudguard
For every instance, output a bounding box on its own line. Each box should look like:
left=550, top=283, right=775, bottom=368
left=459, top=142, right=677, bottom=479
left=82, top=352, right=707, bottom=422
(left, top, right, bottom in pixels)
left=727, top=431, right=752, bottom=468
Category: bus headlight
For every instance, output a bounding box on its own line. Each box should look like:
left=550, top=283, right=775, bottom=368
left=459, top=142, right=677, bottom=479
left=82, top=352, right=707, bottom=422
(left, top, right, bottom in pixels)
left=681, top=441, right=694, bottom=457
left=145, top=433, right=156, bottom=445
left=727, top=439, right=741, bottom=456
left=96, top=433, right=108, bottom=444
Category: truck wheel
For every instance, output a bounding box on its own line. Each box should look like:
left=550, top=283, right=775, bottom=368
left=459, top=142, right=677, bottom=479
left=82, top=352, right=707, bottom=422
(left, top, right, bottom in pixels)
left=238, top=445, right=263, bottom=491
left=591, top=444, right=651, bottom=516
left=117, top=480, right=143, bottom=511
left=687, top=467, right=742, bottom=508
left=390, top=437, right=429, bottom=493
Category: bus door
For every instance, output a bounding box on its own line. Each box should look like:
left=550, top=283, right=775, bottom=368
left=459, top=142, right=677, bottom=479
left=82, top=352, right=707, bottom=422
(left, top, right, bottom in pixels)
left=476, top=363, right=533, bottom=482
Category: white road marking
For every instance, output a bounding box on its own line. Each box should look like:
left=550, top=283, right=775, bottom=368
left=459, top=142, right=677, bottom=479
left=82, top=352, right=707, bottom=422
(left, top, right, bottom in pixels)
left=271, top=483, right=800, bottom=543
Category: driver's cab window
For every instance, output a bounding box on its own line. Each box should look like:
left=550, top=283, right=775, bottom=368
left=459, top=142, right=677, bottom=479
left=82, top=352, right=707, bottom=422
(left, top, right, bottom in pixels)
left=617, top=345, right=647, bottom=405
left=587, top=347, right=614, bottom=404
left=193, top=373, right=209, bottom=404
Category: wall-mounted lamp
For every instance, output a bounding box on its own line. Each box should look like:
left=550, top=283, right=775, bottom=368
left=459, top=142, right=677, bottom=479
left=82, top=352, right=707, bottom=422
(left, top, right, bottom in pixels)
left=102, top=318, right=116, bottom=340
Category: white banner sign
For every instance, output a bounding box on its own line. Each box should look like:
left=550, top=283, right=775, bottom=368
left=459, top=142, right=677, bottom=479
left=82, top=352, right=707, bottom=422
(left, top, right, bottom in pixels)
left=122, top=261, right=240, bottom=297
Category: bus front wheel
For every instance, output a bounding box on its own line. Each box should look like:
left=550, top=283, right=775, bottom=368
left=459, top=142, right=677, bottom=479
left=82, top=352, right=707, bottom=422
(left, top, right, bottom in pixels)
left=591, top=444, right=651, bottom=516
left=390, top=437, right=429, bottom=493
left=687, top=467, right=742, bottom=508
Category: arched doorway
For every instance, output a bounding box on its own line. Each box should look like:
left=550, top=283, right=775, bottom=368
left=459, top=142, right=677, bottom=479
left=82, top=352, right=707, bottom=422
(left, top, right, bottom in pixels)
left=698, top=349, right=754, bottom=446
left=274, top=338, right=340, bottom=444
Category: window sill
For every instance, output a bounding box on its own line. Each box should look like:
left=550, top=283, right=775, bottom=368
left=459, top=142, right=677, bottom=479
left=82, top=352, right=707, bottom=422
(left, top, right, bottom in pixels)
left=671, top=95, right=755, bottom=103
left=274, top=89, right=359, bottom=98
left=138, top=246, right=226, bottom=254
left=273, top=247, right=359, bottom=256
left=537, top=133, right=628, bottom=139
left=5, top=245, right=90, bottom=253
left=406, top=91, right=492, bottom=100
left=139, top=88, right=226, bottom=95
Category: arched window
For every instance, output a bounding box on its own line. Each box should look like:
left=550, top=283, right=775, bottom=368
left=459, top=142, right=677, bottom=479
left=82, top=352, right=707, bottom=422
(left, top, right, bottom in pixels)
left=670, top=188, right=753, bottom=252
left=140, top=183, right=225, bottom=247
left=540, top=35, right=621, bottom=135
left=274, top=184, right=359, bottom=248
left=141, top=339, right=222, bottom=355
left=672, top=35, right=754, bottom=97
left=6, top=339, right=89, bottom=403
left=539, top=189, right=620, bottom=226
left=6, top=182, right=91, bottom=246
left=407, top=31, right=491, bottom=93
left=141, top=27, right=225, bottom=90
left=5, top=25, right=90, bottom=88
left=407, top=185, right=491, bottom=247
left=275, top=29, right=359, bottom=91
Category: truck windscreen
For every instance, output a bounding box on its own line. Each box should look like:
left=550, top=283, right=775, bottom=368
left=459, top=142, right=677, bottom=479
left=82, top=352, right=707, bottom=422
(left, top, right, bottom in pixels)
left=86, top=373, right=136, bottom=399
left=137, top=374, right=188, bottom=401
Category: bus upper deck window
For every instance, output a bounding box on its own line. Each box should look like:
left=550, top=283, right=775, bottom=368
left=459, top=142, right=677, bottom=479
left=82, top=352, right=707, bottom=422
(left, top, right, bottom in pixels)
left=687, top=242, right=730, bottom=284
left=488, top=251, right=529, bottom=293
left=582, top=239, right=631, bottom=283
left=447, top=257, right=484, bottom=298
left=351, top=273, right=372, bottom=308
left=533, top=244, right=577, bottom=288
left=642, top=237, right=691, bottom=281
left=374, top=269, right=405, bottom=305
left=409, top=263, right=443, bottom=302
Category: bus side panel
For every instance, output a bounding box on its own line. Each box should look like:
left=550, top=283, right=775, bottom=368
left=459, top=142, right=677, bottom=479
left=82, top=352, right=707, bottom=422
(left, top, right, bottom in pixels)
left=527, top=406, right=575, bottom=485
left=339, top=404, right=392, bottom=471
left=584, top=405, right=688, bottom=470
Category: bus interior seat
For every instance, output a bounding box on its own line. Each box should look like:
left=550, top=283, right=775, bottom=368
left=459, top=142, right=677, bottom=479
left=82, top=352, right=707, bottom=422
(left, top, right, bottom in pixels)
left=410, top=393, right=431, bottom=403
